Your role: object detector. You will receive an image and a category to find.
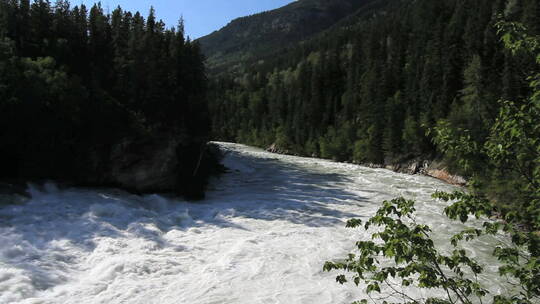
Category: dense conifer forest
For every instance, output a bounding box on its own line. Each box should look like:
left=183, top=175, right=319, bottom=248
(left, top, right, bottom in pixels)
left=208, top=0, right=538, bottom=165
left=0, top=0, right=213, bottom=197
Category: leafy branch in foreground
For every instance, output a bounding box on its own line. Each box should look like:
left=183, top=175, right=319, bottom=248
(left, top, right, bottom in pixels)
left=325, top=21, right=540, bottom=304
left=324, top=197, right=488, bottom=304
left=325, top=193, right=538, bottom=304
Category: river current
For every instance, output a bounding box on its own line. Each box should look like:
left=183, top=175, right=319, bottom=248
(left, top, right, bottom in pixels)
left=0, top=143, right=506, bottom=303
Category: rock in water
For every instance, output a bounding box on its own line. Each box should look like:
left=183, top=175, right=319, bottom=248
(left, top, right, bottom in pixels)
left=109, top=136, right=182, bottom=194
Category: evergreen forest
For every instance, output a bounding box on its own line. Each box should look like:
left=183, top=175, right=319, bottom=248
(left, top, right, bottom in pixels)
left=0, top=0, right=212, bottom=197
left=208, top=0, right=538, bottom=169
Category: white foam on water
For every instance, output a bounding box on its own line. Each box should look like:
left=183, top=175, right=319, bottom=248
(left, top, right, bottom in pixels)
left=0, top=143, right=508, bottom=304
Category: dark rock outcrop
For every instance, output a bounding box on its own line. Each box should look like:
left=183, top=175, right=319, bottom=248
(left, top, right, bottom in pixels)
left=1, top=134, right=221, bottom=200
left=365, top=158, right=467, bottom=186
left=380, top=158, right=430, bottom=175
left=266, top=143, right=290, bottom=155
left=107, top=136, right=183, bottom=194
left=99, top=135, right=222, bottom=199
left=422, top=163, right=467, bottom=186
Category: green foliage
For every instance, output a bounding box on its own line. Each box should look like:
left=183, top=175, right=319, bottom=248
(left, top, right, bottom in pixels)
left=353, top=125, right=383, bottom=164
left=320, top=124, right=353, bottom=162
left=326, top=193, right=539, bottom=303
left=432, top=18, right=540, bottom=216
left=326, top=20, right=540, bottom=304
left=430, top=121, right=480, bottom=175
left=401, top=114, right=424, bottom=157
left=324, top=198, right=489, bottom=304
left=274, top=126, right=292, bottom=152
left=382, top=92, right=405, bottom=158
left=435, top=193, right=540, bottom=304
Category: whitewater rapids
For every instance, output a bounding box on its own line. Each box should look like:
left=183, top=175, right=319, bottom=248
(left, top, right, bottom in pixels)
left=0, top=143, right=506, bottom=304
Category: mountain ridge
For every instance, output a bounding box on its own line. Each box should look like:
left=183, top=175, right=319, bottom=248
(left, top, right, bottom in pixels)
left=197, top=0, right=376, bottom=73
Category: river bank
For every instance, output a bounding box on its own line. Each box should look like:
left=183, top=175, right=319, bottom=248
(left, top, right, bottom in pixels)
left=266, top=143, right=467, bottom=186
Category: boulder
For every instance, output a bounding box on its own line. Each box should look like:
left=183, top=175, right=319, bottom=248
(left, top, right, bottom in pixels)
left=266, top=143, right=289, bottom=154
left=108, top=136, right=182, bottom=193
left=424, top=169, right=467, bottom=186
left=379, top=157, right=466, bottom=186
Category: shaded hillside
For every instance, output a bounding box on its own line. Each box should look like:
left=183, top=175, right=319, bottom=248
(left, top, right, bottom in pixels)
left=198, top=0, right=373, bottom=73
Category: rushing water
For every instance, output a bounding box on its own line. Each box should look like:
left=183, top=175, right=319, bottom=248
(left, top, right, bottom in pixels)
left=0, top=143, right=507, bottom=304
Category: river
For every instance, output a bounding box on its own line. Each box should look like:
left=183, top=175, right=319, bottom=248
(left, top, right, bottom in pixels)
left=0, top=143, right=506, bottom=303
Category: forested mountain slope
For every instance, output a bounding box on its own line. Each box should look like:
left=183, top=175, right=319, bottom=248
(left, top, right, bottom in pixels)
left=198, top=0, right=375, bottom=73
left=207, top=0, right=539, bottom=168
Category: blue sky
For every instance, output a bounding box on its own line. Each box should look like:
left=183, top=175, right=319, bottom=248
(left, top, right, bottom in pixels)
left=75, top=0, right=295, bottom=39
